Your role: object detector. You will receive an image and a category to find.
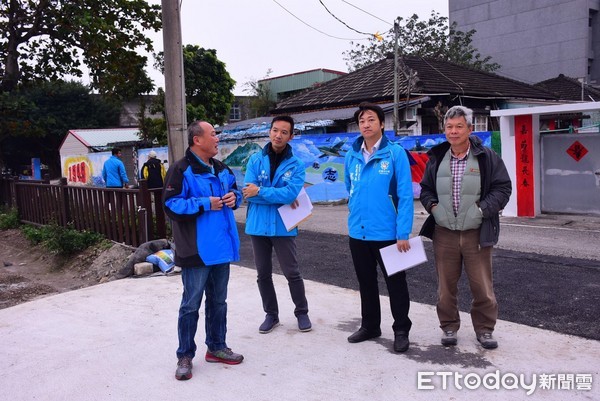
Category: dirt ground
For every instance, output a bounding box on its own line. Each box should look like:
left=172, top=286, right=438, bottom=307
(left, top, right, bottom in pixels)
left=0, top=229, right=133, bottom=310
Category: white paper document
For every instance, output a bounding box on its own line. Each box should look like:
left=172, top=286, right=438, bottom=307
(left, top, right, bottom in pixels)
left=380, top=236, right=428, bottom=276
left=277, top=187, right=313, bottom=231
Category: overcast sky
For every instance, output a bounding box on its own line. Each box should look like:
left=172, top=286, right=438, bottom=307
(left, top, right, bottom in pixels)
left=145, top=0, right=449, bottom=95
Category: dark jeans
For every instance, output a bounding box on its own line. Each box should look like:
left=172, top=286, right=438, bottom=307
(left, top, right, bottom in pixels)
left=176, top=263, right=230, bottom=359
left=349, top=237, right=412, bottom=334
left=250, top=235, right=308, bottom=317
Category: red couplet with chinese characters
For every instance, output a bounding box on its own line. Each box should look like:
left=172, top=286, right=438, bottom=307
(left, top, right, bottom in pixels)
left=514, top=114, right=534, bottom=216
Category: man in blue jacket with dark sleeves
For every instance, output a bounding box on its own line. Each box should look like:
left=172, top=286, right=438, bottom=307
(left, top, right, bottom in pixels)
left=163, top=120, right=244, bottom=381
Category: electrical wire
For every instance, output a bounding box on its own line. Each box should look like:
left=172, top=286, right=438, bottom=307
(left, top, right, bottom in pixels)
left=341, top=0, right=393, bottom=26
left=420, top=57, right=465, bottom=100
left=318, top=0, right=370, bottom=36
left=271, top=0, right=366, bottom=41
left=318, top=0, right=385, bottom=40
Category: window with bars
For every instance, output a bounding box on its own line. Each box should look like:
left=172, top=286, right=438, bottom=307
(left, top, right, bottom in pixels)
left=405, top=106, right=417, bottom=121
left=229, top=103, right=241, bottom=121
left=474, top=115, right=488, bottom=132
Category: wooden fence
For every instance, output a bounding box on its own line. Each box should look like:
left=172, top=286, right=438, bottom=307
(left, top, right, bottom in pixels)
left=0, top=177, right=167, bottom=247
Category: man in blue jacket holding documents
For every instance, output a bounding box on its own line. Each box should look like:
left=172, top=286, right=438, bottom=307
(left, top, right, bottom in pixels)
left=344, top=102, right=414, bottom=353
left=242, top=115, right=312, bottom=334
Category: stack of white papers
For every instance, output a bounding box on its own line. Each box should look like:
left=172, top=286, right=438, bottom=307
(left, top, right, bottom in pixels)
left=380, top=236, right=428, bottom=276
left=277, top=187, right=313, bottom=231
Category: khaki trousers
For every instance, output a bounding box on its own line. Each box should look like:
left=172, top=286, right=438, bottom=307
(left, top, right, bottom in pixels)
left=433, top=225, right=497, bottom=334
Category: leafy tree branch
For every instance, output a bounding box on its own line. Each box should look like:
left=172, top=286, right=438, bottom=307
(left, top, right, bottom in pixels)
left=343, top=12, right=500, bottom=73
left=0, top=0, right=161, bottom=96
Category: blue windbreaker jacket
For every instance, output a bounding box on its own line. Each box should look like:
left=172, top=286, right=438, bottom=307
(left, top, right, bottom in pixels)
left=344, top=135, right=414, bottom=241
left=163, top=148, right=241, bottom=267
left=244, top=144, right=305, bottom=237
left=102, top=156, right=129, bottom=188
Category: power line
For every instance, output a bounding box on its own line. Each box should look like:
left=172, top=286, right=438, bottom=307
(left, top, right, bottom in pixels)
left=271, top=0, right=366, bottom=41
left=318, top=0, right=371, bottom=36
left=318, top=0, right=385, bottom=41
left=420, top=57, right=465, bottom=101
left=341, top=0, right=393, bottom=26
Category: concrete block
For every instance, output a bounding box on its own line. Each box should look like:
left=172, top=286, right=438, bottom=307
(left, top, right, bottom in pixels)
left=134, top=262, right=154, bottom=276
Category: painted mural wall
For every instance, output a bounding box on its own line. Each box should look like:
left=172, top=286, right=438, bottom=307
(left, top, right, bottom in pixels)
left=217, top=131, right=492, bottom=202
left=60, top=134, right=492, bottom=201
left=61, top=152, right=111, bottom=186
left=61, top=147, right=170, bottom=187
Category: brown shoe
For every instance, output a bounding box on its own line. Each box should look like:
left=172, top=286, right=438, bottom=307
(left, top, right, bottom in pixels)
left=175, top=356, right=193, bottom=380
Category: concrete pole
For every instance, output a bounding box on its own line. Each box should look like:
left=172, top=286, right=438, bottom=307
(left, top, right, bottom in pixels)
left=161, top=0, right=187, bottom=163
left=393, top=20, right=399, bottom=136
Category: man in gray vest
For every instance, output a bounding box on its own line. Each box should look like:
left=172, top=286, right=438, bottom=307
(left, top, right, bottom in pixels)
left=419, top=105, right=511, bottom=349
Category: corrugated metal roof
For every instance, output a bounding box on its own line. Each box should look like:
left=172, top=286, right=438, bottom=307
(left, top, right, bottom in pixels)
left=69, top=128, right=142, bottom=147
left=217, top=98, right=429, bottom=140
left=217, top=117, right=273, bottom=133
left=287, top=98, right=429, bottom=123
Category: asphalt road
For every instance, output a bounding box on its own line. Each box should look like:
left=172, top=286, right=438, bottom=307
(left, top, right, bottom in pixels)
left=235, top=222, right=600, bottom=341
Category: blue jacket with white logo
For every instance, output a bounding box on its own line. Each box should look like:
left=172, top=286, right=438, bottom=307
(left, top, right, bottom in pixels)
left=244, top=144, right=305, bottom=237
left=344, top=135, right=414, bottom=241
left=163, top=148, right=241, bottom=267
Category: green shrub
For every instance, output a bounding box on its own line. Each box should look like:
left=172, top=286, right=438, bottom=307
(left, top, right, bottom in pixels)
left=0, top=207, right=19, bottom=230
left=21, top=225, right=50, bottom=244
left=21, top=223, right=104, bottom=255
left=45, top=224, right=104, bottom=255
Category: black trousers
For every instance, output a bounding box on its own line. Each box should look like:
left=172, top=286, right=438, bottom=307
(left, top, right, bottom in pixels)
left=349, top=237, right=412, bottom=333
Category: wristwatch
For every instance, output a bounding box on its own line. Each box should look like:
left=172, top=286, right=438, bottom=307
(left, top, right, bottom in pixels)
left=257, top=186, right=261, bottom=195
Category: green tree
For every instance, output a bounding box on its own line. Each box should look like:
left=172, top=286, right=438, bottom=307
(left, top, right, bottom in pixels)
left=182, top=45, right=235, bottom=125
left=152, top=45, right=235, bottom=142
left=0, top=0, right=161, bottom=96
left=138, top=88, right=167, bottom=146
left=0, top=80, right=121, bottom=175
left=243, top=69, right=277, bottom=117
left=343, top=12, right=500, bottom=72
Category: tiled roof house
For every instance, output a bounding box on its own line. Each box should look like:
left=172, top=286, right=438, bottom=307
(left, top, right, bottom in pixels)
left=267, top=55, right=560, bottom=135
left=535, top=74, right=600, bottom=102
left=533, top=74, right=600, bottom=131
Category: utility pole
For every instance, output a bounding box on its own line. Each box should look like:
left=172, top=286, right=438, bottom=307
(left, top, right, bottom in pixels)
left=161, top=0, right=187, bottom=163
left=393, top=19, right=399, bottom=136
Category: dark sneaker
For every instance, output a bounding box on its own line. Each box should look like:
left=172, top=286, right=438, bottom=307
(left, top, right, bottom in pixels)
left=347, top=327, right=381, bottom=343
left=205, top=348, right=244, bottom=365
left=394, top=331, right=410, bottom=353
left=175, top=356, right=193, bottom=380
left=259, top=315, right=280, bottom=334
left=477, top=332, right=498, bottom=349
left=297, top=314, right=312, bottom=332
left=441, top=330, right=458, bottom=346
